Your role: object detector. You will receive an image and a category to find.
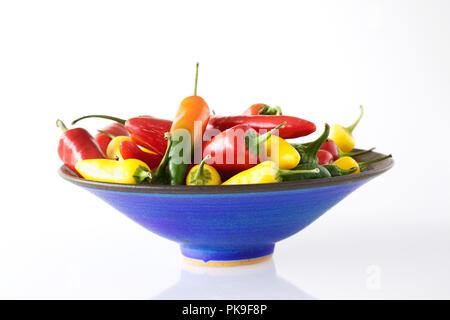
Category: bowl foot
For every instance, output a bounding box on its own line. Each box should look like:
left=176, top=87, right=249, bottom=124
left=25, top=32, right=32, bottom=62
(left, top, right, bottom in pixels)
left=180, top=244, right=275, bottom=267
left=184, top=254, right=273, bottom=267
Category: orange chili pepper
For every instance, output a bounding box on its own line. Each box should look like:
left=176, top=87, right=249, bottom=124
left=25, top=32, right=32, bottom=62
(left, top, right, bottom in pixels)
left=167, top=63, right=211, bottom=185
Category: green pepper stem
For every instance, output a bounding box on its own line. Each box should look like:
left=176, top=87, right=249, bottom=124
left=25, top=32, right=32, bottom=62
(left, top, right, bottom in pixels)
left=245, top=122, right=286, bottom=156
left=257, top=104, right=269, bottom=114
left=274, top=106, right=282, bottom=115
left=97, top=130, right=116, bottom=139
left=56, top=119, right=68, bottom=132
left=259, top=105, right=283, bottom=115
left=133, top=165, right=152, bottom=184
left=359, top=154, right=392, bottom=170
left=158, top=133, right=173, bottom=169
left=71, top=115, right=126, bottom=126
left=256, top=122, right=286, bottom=145
left=345, top=105, right=364, bottom=134
left=341, top=167, right=359, bottom=175
left=279, top=168, right=320, bottom=176
left=340, top=147, right=375, bottom=158
left=193, top=155, right=211, bottom=181
left=194, top=62, right=199, bottom=96
left=152, top=133, right=173, bottom=183
left=301, top=123, right=330, bottom=164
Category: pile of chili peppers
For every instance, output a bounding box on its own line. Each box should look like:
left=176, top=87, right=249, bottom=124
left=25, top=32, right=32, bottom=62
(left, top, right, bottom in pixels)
left=57, top=64, right=392, bottom=186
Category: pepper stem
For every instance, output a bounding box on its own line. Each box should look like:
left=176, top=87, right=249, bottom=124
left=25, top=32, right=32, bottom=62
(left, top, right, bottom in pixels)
left=256, top=122, right=286, bottom=145
left=245, top=122, right=286, bottom=156
left=194, top=62, right=199, bottom=96
left=133, top=165, right=152, bottom=184
left=278, top=168, right=320, bottom=176
left=345, top=105, right=364, bottom=134
left=258, top=105, right=269, bottom=114
left=193, top=155, right=211, bottom=181
left=56, top=119, right=68, bottom=132
left=340, top=147, right=375, bottom=158
left=274, top=106, right=282, bottom=115
left=71, top=115, right=126, bottom=126
left=151, top=133, right=173, bottom=184
left=341, top=167, right=359, bottom=175
left=300, top=123, right=330, bottom=164
left=97, top=130, right=116, bottom=139
left=261, top=105, right=283, bottom=115
left=359, top=154, right=392, bottom=170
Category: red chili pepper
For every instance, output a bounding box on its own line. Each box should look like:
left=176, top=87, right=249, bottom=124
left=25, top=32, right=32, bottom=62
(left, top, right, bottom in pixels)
left=56, top=119, right=105, bottom=175
left=317, top=149, right=333, bottom=165
left=320, top=139, right=376, bottom=161
left=207, top=115, right=315, bottom=139
left=95, top=122, right=129, bottom=154
left=243, top=103, right=283, bottom=116
left=71, top=115, right=172, bottom=156
left=320, top=140, right=340, bottom=161
left=119, top=140, right=163, bottom=171
left=126, top=116, right=172, bottom=156
left=202, top=122, right=285, bottom=177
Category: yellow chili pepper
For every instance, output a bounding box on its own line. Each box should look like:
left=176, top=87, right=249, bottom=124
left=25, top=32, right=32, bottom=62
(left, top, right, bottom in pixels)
left=330, top=105, right=364, bottom=153
left=75, top=159, right=152, bottom=184
left=106, top=136, right=132, bottom=160
left=186, top=155, right=221, bottom=185
left=223, top=161, right=320, bottom=185
left=264, top=135, right=301, bottom=169
left=103, top=134, right=156, bottom=161
left=222, top=161, right=281, bottom=185
left=332, top=156, right=360, bottom=174
left=333, top=154, right=392, bottom=175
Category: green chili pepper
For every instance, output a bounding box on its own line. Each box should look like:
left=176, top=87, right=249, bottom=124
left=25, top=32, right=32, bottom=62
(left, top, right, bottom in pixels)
left=292, top=123, right=330, bottom=165
left=282, top=162, right=332, bottom=181
left=284, top=124, right=333, bottom=180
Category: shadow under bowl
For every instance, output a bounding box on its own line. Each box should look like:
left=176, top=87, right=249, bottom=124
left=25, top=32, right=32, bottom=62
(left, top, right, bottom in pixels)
left=59, top=150, right=393, bottom=266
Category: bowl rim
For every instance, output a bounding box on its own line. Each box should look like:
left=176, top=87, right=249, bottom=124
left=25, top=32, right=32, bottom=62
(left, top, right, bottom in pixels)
left=58, top=150, right=393, bottom=194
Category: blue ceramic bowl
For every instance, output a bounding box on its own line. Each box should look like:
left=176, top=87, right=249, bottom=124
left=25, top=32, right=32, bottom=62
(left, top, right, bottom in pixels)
left=59, top=150, right=393, bottom=266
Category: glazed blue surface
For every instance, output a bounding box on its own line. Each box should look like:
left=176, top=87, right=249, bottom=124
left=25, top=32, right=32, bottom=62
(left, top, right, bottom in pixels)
left=85, top=180, right=368, bottom=262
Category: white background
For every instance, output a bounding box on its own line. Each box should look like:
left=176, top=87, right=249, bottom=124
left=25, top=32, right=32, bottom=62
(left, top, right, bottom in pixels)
left=1, top=0, right=449, bottom=299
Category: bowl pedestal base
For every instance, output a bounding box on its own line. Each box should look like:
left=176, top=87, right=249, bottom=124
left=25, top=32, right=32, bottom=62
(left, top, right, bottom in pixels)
left=184, top=254, right=273, bottom=267
left=180, top=244, right=275, bottom=267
